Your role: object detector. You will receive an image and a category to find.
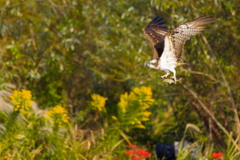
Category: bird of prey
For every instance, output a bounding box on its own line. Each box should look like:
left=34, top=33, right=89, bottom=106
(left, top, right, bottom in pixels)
left=144, top=16, right=215, bottom=83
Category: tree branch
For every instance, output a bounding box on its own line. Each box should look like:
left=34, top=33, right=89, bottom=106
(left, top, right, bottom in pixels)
left=180, top=68, right=220, bottom=83
left=183, top=84, right=240, bottom=151
left=202, top=35, right=240, bottom=136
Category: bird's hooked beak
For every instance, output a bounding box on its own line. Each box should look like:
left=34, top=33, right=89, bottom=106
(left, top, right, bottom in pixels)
left=145, top=62, right=149, bottom=67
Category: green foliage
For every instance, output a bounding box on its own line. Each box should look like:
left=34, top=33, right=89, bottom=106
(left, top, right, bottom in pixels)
left=0, top=87, right=155, bottom=159
left=0, top=0, right=240, bottom=159
left=223, top=133, right=240, bottom=160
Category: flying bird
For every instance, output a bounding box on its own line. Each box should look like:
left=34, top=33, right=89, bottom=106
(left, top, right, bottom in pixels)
left=144, top=16, right=215, bottom=83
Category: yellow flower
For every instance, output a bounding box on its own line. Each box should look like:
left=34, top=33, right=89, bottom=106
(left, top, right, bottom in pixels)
left=136, top=120, right=141, bottom=124
left=45, top=105, right=69, bottom=127
left=90, top=94, right=108, bottom=112
left=117, top=86, right=154, bottom=129
left=132, top=86, right=152, bottom=97
left=10, top=89, right=34, bottom=113
left=142, top=111, right=152, bottom=117
left=118, top=93, right=130, bottom=113
left=141, top=117, right=150, bottom=121
left=140, top=86, right=153, bottom=97
left=111, top=116, right=117, bottom=120
left=137, top=124, right=146, bottom=129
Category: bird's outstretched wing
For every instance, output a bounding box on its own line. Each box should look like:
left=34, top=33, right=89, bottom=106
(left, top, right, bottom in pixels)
left=144, top=16, right=168, bottom=59
left=166, top=16, right=215, bottom=60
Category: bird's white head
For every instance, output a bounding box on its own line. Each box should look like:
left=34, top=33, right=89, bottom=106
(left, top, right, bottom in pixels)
left=146, top=59, right=159, bottom=69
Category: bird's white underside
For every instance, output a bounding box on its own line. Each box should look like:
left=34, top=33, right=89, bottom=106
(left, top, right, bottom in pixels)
left=147, top=35, right=178, bottom=81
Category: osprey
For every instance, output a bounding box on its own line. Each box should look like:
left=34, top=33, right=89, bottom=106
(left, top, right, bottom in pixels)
left=144, top=16, right=215, bottom=83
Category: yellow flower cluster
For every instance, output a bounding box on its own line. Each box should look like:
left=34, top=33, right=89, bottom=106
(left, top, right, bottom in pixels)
left=132, top=86, right=154, bottom=110
left=90, top=94, right=108, bottom=112
left=10, top=89, right=34, bottom=112
left=45, top=105, right=70, bottom=127
left=117, top=86, right=154, bottom=129
left=118, top=93, right=130, bottom=113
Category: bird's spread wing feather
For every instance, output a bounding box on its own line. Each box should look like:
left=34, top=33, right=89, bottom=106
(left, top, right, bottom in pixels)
left=166, top=16, right=215, bottom=60
left=144, top=16, right=168, bottom=59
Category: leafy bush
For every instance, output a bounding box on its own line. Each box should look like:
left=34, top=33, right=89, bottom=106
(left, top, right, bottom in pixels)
left=0, top=86, right=155, bottom=159
left=0, top=0, right=239, bottom=159
left=1, top=86, right=239, bottom=159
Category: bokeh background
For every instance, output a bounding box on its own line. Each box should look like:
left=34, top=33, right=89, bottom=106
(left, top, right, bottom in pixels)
left=0, top=0, right=239, bottom=159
